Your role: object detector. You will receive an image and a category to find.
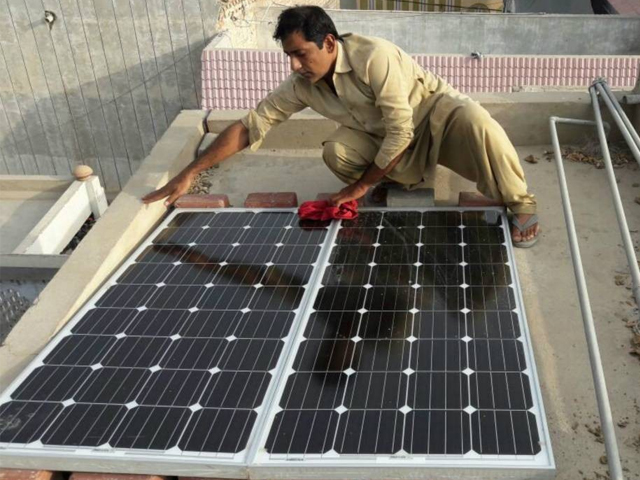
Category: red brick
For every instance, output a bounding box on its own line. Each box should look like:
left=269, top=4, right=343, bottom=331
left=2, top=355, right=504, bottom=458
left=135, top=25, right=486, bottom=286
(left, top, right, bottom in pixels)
left=0, top=471, right=61, bottom=480
left=174, top=194, right=230, bottom=208
left=458, top=191, right=504, bottom=207
left=70, top=474, right=166, bottom=480
left=244, top=192, right=298, bottom=208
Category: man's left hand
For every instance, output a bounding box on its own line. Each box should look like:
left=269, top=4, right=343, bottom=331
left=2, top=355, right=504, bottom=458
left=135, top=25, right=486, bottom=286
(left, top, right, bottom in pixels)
left=330, top=182, right=370, bottom=206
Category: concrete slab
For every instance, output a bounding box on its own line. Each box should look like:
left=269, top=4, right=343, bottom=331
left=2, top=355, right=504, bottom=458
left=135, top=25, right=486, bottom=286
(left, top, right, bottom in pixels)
left=206, top=109, right=339, bottom=150
left=199, top=148, right=476, bottom=207
left=386, top=188, right=435, bottom=208
left=511, top=145, right=640, bottom=480
left=198, top=143, right=640, bottom=478
left=2, top=112, right=640, bottom=479
left=202, top=149, right=345, bottom=206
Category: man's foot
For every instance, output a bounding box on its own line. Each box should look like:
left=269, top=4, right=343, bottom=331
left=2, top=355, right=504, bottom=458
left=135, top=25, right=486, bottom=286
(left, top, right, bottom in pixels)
left=511, top=214, right=540, bottom=248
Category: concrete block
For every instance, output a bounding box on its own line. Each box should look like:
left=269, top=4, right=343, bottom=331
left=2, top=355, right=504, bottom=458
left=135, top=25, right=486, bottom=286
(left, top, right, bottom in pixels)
left=472, top=91, right=629, bottom=145
left=387, top=188, right=435, bottom=208
left=70, top=474, right=165, bottom=480
left=244, top=192, right=298, bottom=208
left=0, top=471, right=61, bottom=480
left=458, top=191, right=505, bottom=207
left=197, top=133, right=218, bottom=156
left=174, top=194, right=230, bottom=208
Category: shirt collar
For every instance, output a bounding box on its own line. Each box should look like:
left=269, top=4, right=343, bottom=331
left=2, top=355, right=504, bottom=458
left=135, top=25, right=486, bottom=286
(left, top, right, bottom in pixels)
left=334, top=39, right=352, bottom=74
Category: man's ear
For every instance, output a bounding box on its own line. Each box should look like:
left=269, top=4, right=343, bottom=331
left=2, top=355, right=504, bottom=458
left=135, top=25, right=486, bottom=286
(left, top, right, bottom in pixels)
left=324, top=34, right=337, bottom=53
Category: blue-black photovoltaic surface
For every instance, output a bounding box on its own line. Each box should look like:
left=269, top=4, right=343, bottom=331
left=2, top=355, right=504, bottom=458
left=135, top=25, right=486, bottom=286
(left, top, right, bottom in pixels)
left=266, top=210, right=540, bottom=457
left=0, top=209, right=542, bottom=462
left=0, top=211, right=328, bottom=455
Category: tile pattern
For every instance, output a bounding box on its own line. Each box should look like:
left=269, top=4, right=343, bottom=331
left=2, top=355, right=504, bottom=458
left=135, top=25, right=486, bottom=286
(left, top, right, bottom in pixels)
left=609, top=0, right=640, bottom=14
left=201, top=49, right=640, bottom=109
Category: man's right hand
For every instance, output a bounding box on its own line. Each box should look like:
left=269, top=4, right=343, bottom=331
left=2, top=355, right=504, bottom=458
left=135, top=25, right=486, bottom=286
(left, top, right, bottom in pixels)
left=142, top=171, right=196, bottom=206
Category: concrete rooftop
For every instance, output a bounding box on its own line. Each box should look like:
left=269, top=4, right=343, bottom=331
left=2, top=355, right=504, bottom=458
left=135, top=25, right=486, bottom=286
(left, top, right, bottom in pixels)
left=200, top=139, right=640, bottom=479
left=1, top=99, right=640, bottom=479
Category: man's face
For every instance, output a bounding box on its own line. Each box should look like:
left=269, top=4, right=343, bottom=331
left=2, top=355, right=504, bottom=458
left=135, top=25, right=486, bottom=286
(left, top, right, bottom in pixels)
left=282, top=31, right=336, bottom=84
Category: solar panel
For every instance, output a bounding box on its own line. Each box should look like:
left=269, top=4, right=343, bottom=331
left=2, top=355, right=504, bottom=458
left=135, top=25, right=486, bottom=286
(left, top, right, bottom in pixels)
left=253, top=209, right=553, bottom=478
left=0, top=208, right=553, bottom=479
left=0, top=209, right=331, bottom=476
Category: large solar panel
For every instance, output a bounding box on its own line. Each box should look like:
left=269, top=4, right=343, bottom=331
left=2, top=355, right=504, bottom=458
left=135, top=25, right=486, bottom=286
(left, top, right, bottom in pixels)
left=253, top=209, right=553, bottom=479
left=0, top=209, right=331, bottom=476
left=0, top=208, right=553, bottom=479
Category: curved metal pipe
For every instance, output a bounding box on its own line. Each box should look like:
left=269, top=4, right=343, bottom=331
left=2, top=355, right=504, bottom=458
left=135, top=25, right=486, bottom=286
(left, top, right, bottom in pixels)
left=549, top=116, right=624, bottom=480
left=592, top=80, right=640, bottom=168
left=597, top=80, right=640, bottom=150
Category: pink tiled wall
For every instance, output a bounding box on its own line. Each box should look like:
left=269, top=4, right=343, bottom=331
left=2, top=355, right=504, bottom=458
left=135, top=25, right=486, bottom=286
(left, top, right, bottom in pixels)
left=201, top=50, right=640, bottom=110
left=609, top=0, right=640, bottom=14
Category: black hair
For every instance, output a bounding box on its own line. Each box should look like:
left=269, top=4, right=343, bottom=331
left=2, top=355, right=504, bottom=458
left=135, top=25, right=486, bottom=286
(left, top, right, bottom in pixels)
left=273, top=6, right=339, bottom=49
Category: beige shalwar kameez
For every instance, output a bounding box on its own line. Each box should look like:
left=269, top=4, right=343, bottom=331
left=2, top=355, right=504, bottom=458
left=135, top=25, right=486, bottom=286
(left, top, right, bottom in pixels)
left=240, top=33, right=536, bottom=214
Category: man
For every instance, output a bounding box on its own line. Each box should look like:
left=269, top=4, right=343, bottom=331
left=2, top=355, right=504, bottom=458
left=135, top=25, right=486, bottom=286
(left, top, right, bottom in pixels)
left=143, top=6, right=540, bottom=246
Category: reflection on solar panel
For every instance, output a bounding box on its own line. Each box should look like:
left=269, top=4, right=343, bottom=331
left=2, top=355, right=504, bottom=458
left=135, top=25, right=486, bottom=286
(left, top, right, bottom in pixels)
left=0, top=209, right=554, bottom=479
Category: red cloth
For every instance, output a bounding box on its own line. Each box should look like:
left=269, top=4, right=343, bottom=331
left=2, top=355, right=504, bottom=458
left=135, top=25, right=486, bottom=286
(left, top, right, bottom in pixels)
left=298, top=200, right=359, bottom=221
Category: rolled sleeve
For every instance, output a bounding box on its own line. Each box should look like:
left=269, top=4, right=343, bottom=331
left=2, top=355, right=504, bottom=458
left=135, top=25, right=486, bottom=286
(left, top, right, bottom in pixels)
left=240, top=76, right=306, bottom=151
left=367, top=50, right=415, bottom=168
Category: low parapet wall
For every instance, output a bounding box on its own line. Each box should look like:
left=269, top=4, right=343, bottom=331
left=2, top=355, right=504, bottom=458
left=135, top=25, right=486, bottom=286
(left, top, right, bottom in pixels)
left=201, top=48, right=639, bottom=110
left=206, top=92, right=633, bottom=147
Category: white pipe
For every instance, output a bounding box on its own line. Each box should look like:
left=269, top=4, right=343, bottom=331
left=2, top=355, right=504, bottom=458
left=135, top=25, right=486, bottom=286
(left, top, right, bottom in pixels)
left=593, top=80, right=640, bottom=168
left=549, top=116, right=624, bottom=480
left=589, top=87, right=640, bottom=309
left=597, top=80, right=640, bottom=150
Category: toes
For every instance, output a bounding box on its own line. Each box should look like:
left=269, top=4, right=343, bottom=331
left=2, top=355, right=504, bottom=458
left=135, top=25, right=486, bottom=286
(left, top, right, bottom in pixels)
left=524, top=225, right=539, bottom=241
left=511, top=228, right=523, bottom=243
left=512, top=223, right=539, bottom=243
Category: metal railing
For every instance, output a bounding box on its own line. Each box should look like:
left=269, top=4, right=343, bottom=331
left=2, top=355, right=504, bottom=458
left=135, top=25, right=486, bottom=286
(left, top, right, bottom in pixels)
left=592, top=79, right=640, bottom=168
left=549, top=116, right=624, bottom=480
left=589, top=82, right=640, bottom=309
